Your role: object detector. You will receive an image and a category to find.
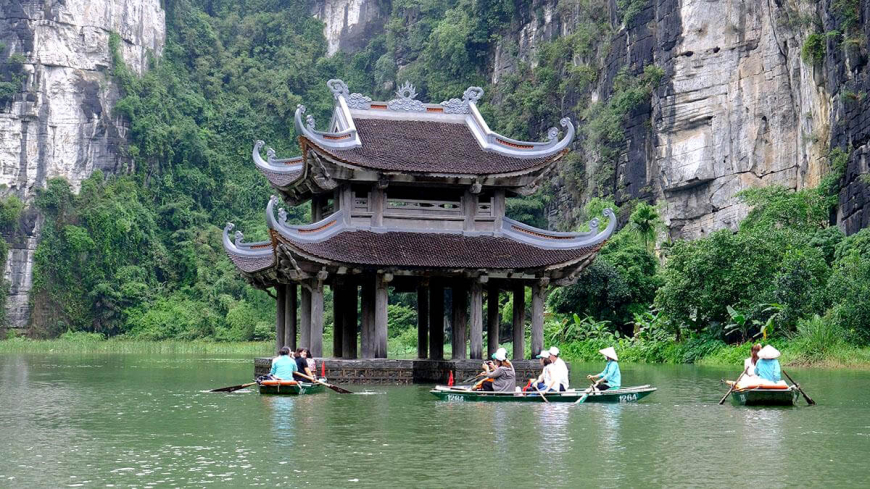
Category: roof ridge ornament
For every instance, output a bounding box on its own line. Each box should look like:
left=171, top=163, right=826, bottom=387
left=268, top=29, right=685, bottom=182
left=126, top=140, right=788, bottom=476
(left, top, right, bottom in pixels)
left=388, top=81, right=425, bottom=112
left=327, top=79, right=372, bottom=109
left=440, top=86, right=484, bottom=114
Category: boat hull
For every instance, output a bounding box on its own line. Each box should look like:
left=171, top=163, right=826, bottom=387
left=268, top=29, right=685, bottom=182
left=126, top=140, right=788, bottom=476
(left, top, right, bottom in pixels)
left=730, top=386, right=799, bottom=406
left=258, top=381, right=325, bottom=396
left=430, top=385, right=656, bottom=403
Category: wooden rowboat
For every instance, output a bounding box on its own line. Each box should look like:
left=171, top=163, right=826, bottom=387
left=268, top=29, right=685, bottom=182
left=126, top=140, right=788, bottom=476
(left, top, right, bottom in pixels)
left=430, top=385, right=656, bottom=403
left=257, top=380, right=326, bottom=396
left=730, top=386, right=799, bottom=406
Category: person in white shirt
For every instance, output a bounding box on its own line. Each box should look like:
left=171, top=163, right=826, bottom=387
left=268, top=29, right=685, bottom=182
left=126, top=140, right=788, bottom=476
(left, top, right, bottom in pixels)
left=529, top=350, right=554, bottom=392
left=546, top=346, right=570, bottom=392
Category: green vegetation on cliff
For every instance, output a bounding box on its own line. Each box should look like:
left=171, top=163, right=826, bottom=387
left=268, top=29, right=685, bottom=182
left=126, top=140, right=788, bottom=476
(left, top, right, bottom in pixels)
left=5, top=0, right=867, bottom=371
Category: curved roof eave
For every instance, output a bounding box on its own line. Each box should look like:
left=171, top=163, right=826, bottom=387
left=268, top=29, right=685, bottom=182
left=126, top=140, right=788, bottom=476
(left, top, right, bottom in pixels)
left=501, top=208, right=617, bottom=250
left=293, top=104, right=361, bottom=150
left=252, top=140, right=305, bottom=188
left=222, top=222, right=276, bottom=273
left=465, top=103, right=575, bottom=159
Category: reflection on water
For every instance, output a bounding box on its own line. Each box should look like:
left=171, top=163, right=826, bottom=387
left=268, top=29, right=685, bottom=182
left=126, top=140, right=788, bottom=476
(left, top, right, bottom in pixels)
left=1, top=355, right=869, bottom=487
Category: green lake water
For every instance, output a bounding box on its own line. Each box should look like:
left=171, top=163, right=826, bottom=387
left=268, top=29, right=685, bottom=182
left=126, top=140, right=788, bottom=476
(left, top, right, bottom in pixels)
left=1, top=354, right=869, bottom=488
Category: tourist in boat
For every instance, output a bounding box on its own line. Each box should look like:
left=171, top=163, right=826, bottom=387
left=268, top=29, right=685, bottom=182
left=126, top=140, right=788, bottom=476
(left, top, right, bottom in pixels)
left=305, top=348, right=317, bottom=378
left=740, top=343, right=762, bottom=384
left=269, top=347, right=298, bottom=380
left=755, top=345, right=782, bottom=383
left=295, top=348, right=314, bottom=379
left=477, top=347, right=516, bottom=392
left=587, top=347, right=621, bottom=391
left=528, top=349, right=563, bottom=392
left=547, top=347, right=570, bottom=391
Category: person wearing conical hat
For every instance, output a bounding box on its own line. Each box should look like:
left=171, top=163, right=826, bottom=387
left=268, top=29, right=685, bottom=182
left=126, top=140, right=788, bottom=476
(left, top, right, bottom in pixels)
left=754, top=345, right=782, bottom=383
left=587, top=347, right=621, bottom=391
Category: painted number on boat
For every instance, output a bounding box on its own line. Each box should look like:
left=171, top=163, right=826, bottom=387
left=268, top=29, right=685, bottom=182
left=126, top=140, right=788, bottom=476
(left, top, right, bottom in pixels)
left=618, top=393, right=638, bottom=403
left=446, top=394, right=466, bottom=402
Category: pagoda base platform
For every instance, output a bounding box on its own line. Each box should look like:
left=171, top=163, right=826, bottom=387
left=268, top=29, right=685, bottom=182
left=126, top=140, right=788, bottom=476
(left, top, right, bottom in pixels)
left=253, top=358, right=568, bottom=385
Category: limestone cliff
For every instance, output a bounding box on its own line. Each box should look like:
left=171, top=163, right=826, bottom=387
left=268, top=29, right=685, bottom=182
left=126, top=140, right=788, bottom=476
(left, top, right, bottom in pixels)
left=0, top=0, right=164, bottom=329
left=314, top=0, right=868, bottom=241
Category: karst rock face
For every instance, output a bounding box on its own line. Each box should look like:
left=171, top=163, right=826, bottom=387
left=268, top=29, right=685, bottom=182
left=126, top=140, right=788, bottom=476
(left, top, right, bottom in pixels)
left=316, top=0, right=867, bottom=240
left=1, top=0, right=868, bottom=330
left=0, top=0, right=164, bottom=329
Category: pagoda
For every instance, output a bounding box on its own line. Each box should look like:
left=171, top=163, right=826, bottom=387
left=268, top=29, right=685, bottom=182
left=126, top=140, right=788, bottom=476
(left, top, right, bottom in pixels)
left=223, top=79, right=615, bottom=361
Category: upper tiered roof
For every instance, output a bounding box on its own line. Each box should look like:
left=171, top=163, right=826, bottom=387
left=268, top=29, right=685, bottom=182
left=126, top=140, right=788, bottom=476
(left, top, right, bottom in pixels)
left=254, top=80, right=575, bottom=204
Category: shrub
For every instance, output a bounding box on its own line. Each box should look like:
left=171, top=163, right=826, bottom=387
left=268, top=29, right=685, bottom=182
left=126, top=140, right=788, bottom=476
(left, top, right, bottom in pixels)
left=801, top=33, right=826, bottom=64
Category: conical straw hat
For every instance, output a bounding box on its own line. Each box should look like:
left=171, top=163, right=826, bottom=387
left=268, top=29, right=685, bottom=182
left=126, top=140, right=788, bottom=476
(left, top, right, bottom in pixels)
left=757, top=345, right=780, bottom=360
left=599, top=347, right=618, bottom=361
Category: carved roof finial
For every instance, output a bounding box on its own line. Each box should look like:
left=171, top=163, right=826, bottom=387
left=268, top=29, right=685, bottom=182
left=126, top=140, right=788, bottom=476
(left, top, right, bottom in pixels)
left=327, top=79, right=349, bottom=99
left=388, top=81, right=425, bottom=112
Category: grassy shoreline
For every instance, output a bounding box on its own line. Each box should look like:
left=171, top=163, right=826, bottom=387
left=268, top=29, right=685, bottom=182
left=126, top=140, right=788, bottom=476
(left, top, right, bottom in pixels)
left=2, top=337, right=870, bottom=369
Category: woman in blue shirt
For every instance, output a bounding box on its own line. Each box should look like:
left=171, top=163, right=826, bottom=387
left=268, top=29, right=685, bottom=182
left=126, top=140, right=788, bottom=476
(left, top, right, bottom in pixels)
left=755, top=345, right=782, bottom=383
left=587, top=347, right=621, bottom=390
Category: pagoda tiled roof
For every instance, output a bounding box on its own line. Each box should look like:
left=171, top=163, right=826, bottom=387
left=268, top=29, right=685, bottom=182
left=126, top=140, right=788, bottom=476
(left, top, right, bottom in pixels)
left=310, top=118, right=557, bottom=175
left=253, top=80, right=575, bottom=191
left=282, top=229, right=603, bottom=269
left=223, top=198, right=616, bottom=278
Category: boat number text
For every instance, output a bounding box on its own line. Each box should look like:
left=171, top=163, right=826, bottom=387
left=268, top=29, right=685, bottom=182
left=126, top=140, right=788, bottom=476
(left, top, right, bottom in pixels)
left=446, top=394, right=465, bottom=402
left=618, top=393, right=638, bottom=403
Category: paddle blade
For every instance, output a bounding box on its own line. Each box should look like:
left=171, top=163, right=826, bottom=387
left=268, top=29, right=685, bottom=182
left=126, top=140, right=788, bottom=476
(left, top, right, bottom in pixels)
left=326, top=383, right=353, bottom=394
left=575, top=394, right=590, bottom=405
left=211, top=382, right=255, bottom=393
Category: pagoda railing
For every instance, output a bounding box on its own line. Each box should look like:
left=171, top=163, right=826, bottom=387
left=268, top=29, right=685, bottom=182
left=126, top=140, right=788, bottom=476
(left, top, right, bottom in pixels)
left=385, top=198, right=462, bottom=218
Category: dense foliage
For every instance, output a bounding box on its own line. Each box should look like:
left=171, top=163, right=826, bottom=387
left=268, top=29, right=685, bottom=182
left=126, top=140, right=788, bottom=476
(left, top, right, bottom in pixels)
left=8, top=0, right=869, bottom=367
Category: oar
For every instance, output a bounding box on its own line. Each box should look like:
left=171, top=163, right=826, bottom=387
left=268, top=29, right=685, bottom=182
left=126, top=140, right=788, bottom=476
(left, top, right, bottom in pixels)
left=293, top=371, right=353, bottom=394
left=461, top=372, right=485, bottom=384
left=719, top=367, right=749, bottom=405
left=210, top=382, right=256, bottom=393
left=782, top=370, right=816, bottom=406
left=575, top=380, right=602, bottom=404
left=533, top=384, right=550, bottom=403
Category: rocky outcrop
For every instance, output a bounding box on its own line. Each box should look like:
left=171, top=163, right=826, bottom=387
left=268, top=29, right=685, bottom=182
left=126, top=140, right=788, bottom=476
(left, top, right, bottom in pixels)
left=0, top=0, right=164, bottom=329
left=312, top=0, right=386, bottom=56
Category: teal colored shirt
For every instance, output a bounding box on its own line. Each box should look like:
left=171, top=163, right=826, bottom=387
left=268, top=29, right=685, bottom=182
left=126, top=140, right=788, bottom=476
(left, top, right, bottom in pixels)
left=270, top=355, right=298, bottom=379
left=755, top=358, right=781, bottom=383
left=597, top=360, right=621, bottom=390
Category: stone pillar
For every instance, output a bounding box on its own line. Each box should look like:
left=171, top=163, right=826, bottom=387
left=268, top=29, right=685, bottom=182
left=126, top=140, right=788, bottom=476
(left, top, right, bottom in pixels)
left=310, top=279, right=325, bottom=357
left=417, top=283, right=429, bottom=359
left=531, top=279, right=548, bottom=357
left=452, top=282, right=468, bottom=359
left=300, top=287, right=312, bottom=349
left=374, top=273, right=390, bottom=358
left=487, top=283, right=500, bottom=357
left=275, top=284, right=286, bottom=354
left=429, top=282, right=445, bottom=360
left=341, top=283, right=358, bottom=359
left=371, top=187, right=385, bottom=227
left=333, top=283, right=344, bottom=358
left=512, top=283, right=525, bottom=359
left=360, top=276, right=375, bottom=358
left=493, top=190, right=506, bottom=230
left=463, top=189, right=478, bottom=231
left=285, top=284, right=297, bottom=350
left=469, top=280, right=484, bottom=359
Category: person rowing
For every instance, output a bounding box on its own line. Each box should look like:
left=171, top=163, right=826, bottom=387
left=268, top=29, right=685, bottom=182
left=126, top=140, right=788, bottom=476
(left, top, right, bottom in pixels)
left=587, top=347, right=620, bottom=391
left=474, top=347, right=516, bottom=392
left=755, top=345, right=782, bottom=383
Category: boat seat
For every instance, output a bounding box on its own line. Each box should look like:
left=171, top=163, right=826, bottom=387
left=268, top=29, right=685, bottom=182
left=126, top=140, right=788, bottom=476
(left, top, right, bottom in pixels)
left=258, top=380, right=300, bottom=386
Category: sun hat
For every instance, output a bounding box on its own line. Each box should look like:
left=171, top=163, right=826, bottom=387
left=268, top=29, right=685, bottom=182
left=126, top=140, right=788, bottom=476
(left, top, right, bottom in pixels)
left=549, top=346, right=560, bottom=357
left=757, top=345, right=781, bottom=360
left=599, top=347, right=618, bottom=361
left=492, top=348, right=507, bottom=361
left=535, top=349, right=550, bottom=359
